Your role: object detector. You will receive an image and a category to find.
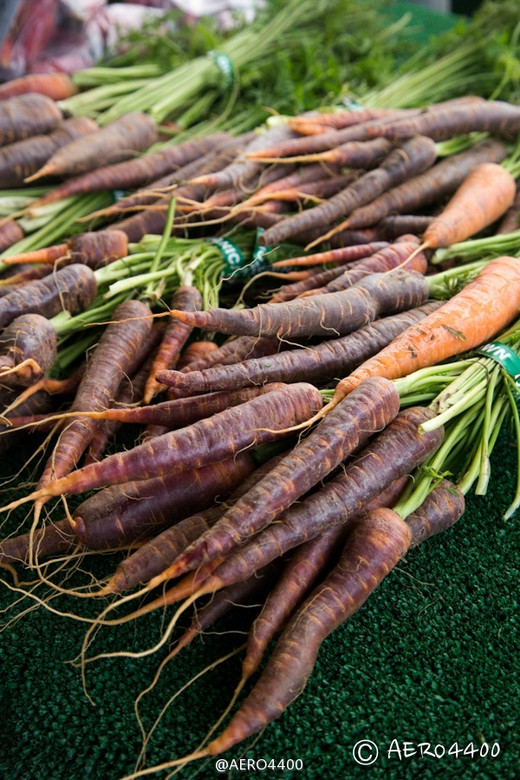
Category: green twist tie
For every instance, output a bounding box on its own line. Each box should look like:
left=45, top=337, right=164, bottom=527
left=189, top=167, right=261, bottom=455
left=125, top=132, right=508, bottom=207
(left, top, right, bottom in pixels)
left=208, top=51, right=234, bottom=88
left=476, top=341, right=520, bottom=390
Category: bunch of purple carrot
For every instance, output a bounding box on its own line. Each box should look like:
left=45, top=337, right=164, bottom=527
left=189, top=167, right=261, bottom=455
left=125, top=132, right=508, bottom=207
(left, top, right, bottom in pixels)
left=0, top=83, right=520, bottom=773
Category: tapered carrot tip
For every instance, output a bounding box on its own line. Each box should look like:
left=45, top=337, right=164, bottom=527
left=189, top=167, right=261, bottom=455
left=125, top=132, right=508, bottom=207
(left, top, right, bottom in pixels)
left=0, top=244, right=68, bottom=265
left=24, top=164, right=54, bottom=183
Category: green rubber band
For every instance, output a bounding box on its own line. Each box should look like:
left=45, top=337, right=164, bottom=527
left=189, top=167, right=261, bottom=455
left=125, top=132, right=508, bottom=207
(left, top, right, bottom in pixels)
left=215, top=229, right=273, bottom=280
left=208, top=51, right=234, bottom=88
left=476, top=341, right=520, bottom=389
left=210, top=236, right=245, bottom=272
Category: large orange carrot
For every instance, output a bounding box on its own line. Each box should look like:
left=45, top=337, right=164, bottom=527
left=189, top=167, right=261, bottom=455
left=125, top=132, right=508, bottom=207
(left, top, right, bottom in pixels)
left=418, top=162, right=516, bottom=249
left=25, top=112, right=158, bottom=181
left=0, top=93, right=63, bottom=145
left=0, top=116, right=98, bottom=187
left=326, top=255, right=520, bottom=406
left=0, top=72, right=78, bottom=102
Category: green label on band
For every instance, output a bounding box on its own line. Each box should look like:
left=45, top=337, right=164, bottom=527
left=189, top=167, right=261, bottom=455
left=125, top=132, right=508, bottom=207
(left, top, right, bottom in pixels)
left=208, top=51, right=234, bottom=88
left=215, top=229, right=273, bottom=280
left=210, top=236, right=245, bottom=272
left=476, top=341, right=520, bottom=389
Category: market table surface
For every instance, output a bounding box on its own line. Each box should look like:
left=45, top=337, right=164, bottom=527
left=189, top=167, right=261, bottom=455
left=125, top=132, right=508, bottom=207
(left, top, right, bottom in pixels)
left=0, top=3, right=518, bottom=779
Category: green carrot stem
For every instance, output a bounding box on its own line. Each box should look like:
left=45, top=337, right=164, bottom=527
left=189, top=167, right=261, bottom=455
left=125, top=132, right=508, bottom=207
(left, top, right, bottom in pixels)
left=475, top=367, right=504, bottom=494
left=457, top=396, right=510, bottom=496
left=432, top=229, right=520, bottom=265
left=503, top=375, right=520, bottom=519
left=143, top=198, right=176, bottom=300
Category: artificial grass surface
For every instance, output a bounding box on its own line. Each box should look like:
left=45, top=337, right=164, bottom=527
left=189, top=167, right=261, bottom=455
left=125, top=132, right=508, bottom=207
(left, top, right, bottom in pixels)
left=0, top=3, right=519, bottom=779
left=0, top=426, right=518, bottom=780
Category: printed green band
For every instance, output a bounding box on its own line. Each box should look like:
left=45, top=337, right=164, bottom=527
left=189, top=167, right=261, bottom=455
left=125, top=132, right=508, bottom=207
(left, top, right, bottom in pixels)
left=476, top=341, right=520, bottom=389
left=339, top=97, right=364, bottom=111
left=215, top=229, right=273, bottom=280
left=208, top=51, right=234, bottom=88
left=210, top=236, right=245, bottom=272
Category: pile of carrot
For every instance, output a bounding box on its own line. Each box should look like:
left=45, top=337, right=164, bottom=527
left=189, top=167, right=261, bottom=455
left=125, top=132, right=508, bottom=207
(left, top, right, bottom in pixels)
left=0, top=24, right=519, bottom=778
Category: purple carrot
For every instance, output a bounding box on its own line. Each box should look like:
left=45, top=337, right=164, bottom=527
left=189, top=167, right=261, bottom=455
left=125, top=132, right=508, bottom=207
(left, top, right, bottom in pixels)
left=179, top=405, right=443, bottom=595
left=149, top=376, right=401, bottom=583
left=70, top=452, right=255, bottom=550
left=5, top=382, right=323, bottom=505
left=0, top=263, right=97, bottom=329
left=105, top=454, right=287, bottom=593
left=156, top=301, right=441, bottom=395
left=165, top=268, right=430, bottom=338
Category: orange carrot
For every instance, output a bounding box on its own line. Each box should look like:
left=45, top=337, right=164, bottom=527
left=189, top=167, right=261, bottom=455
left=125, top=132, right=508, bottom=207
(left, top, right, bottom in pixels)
left=25, top=112, right=158, bottom=181
left=0, top=73, right=78, bottom=102
left=418, top=162, right=516, bottom=249
left=325, top=255, right=520, bottom=405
